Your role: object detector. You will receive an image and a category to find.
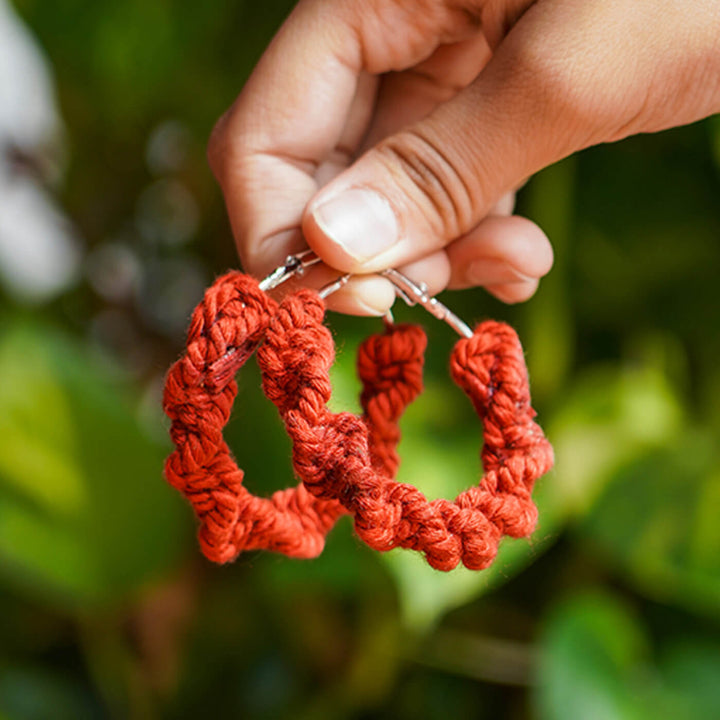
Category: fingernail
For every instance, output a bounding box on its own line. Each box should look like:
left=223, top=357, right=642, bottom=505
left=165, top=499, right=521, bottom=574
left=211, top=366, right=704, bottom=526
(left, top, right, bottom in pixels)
left=335, top=276, right=396, bottom=317
left=312, top=188, right=398, bottom=262
left=356, top=299, right=390, bottom=316
left=467, top=259, right=533, bottom=286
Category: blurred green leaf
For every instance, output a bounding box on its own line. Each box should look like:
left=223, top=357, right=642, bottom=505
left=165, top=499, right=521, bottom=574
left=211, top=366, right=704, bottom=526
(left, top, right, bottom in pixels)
left=0, top=321, right=189, bottom=609
left=549, top=361, right=683, bottom=517
left=535, top=592, right=649, bottom=720
left=535, top=591, right=720, bottom=720
left=654, top=639, right=720, bottom=718
left=581, top=438, right=720, bottom=614
left=0, top=665, right=97, bottom=720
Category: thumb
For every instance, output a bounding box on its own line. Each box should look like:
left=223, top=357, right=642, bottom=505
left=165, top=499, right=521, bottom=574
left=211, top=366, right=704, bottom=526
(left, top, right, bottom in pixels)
left=302, top=2, right=641, bottom=272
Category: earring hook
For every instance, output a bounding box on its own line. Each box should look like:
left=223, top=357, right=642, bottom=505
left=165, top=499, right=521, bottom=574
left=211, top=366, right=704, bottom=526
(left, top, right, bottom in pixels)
left=258, top=249, right=350, bottom=299
left=258, top=249, right=322, bottom=292
left=381, top=268, right=473, bottom=338
left=258, top=251, right=472, bottom=336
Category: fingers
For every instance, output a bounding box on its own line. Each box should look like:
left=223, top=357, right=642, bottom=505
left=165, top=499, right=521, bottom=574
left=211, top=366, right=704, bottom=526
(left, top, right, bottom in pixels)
left=328, top=250, right=451, bottom=316
left=207, top=0, right=370, bottom=277
left=303, top=0, right=719, bottom=275
left=328, top=214, right=551, bottom=315
left=447, top=214, right=553, bottom=302
left=208, top=0, right=486, bottom=279
left=359, top=34, right=492, bottom=152
left=314, top=71, right=379, bottom=188
left=490, top=191, right=517, bottom=217
left=341, top=215, right=552, bottom=313
left=206, top=2, right=361, bottom=276
left=300, top=3, right=569, bottom=275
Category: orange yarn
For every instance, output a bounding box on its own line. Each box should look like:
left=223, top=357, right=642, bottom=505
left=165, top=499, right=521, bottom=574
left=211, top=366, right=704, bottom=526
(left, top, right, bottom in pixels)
left=163, top=272, right=425, bottom=563
left=258, top=291, right=553, bottom=571
left=163, top=271, right=554, bottom=571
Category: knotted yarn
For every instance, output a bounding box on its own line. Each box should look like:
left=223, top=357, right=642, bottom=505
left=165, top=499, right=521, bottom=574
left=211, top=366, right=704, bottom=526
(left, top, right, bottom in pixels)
left=256, top=291, right=554, bottom=571
left=163, top=272, right=426, bottom=563
left=163, top=270, right=554, bottom=570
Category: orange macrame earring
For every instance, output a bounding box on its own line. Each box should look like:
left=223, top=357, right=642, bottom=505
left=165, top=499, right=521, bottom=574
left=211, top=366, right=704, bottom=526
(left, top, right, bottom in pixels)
left=162, top=255, right=426, bottom=563
left=163, top=252, right=554, bottom=570
left=256, top=272, right=553, bottom=571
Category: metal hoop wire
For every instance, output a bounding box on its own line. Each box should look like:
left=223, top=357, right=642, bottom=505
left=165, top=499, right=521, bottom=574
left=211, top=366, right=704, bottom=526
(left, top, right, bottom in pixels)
left=380, top=268, right=473, bottom=338
left=258, top=250, right=472, bottom=338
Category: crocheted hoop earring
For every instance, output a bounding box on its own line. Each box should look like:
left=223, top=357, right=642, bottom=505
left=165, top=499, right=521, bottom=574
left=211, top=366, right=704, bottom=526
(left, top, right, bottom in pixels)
left=257, top=270, right=554, bottom=571
left=162, top=254, right=426, bottom=563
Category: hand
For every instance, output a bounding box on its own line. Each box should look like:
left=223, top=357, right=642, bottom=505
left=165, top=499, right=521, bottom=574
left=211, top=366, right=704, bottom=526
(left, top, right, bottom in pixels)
left=208, top=0, right=720, bottom=315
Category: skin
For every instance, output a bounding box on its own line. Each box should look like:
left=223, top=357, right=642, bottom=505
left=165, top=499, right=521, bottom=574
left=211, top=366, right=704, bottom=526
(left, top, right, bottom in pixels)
left=208, top=0, right=720, bottom=315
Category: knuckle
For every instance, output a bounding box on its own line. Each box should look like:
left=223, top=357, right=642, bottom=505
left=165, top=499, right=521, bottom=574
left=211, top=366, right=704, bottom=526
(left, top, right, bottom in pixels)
left=375, top=128, right=479, bottom=239
left=503, top=279, right=539, bottom=304
left=206, top=111, right=231, bottom=181
left=503, top=16, right=644, bottom=150
left=484, top=279, right=539, bottom=304
left=514, top=45, right=601, bottom=145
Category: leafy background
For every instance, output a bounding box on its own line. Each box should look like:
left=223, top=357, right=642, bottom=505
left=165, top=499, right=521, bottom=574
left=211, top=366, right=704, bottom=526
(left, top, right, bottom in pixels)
left=1, top=1, right=719, bottom=718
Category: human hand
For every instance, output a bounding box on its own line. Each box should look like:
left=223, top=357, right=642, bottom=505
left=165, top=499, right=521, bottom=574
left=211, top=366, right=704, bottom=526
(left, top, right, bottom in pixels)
left=208, top=0, right=720, bottom=315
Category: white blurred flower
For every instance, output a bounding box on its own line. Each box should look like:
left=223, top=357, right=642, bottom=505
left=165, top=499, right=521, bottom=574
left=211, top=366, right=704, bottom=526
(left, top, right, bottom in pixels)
left=0, top=0, right=81, bottom=303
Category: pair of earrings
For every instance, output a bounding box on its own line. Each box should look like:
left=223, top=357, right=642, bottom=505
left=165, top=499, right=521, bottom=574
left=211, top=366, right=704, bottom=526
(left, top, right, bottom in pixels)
left=163, top=252, right=553, bottom=571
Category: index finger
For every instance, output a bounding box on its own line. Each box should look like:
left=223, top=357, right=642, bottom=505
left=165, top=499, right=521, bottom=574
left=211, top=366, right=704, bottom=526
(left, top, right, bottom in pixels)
left=208, top=1, right=365, bottom=276
left=207, top=0, right=481, bottom=277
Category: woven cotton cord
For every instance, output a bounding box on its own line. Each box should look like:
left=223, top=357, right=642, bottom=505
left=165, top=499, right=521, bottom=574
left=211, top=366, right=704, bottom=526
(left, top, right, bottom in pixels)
left=162, top=271, right=426, bottom=563
left=258, top=291, right=554, bottom=571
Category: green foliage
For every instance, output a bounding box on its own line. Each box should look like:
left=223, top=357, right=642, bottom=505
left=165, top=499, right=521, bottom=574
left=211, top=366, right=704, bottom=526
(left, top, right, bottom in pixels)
left=0, top=321, right=189, bottom=608
left=536, top=592, right=650, bottom=720
left=536, top=591, right=720, bottom=720
left=1, top=1, right=719, bottom=718
left=582, top=440, right=720, bottom=614
left=549, top=360, right=683, bottom=516
left=0, top=665, right=98, bottom=720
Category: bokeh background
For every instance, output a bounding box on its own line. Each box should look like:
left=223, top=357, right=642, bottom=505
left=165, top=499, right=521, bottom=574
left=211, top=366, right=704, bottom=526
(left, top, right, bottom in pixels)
left=1, top=1, right=719, bottom=718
